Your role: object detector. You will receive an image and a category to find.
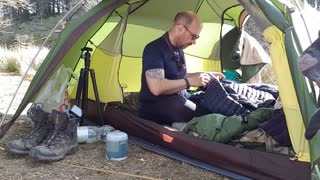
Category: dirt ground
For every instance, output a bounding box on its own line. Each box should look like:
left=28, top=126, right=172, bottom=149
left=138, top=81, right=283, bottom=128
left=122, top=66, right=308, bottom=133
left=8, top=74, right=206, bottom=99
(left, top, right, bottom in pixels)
left=0, top=76, right=230, bottom=180
left=0, top=114, right=229, bottom=180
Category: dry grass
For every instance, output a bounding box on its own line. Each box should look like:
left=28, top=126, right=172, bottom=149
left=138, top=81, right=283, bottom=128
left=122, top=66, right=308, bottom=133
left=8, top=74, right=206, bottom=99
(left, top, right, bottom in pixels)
left=0, top=45, right=49, bottom=76
left=0, top=56, right=21, bottom=75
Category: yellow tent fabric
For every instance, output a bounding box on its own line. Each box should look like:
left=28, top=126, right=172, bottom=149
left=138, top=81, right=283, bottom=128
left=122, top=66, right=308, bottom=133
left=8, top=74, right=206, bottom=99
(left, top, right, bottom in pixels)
left=263, top=26, right=310, bottom=162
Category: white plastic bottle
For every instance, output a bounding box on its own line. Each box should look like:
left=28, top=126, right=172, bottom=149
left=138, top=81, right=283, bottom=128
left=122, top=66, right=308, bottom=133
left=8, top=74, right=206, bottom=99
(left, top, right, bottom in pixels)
left=100, top=125, right=115, bottom=142
left=77, top=125, right=115, bottom=143
left=77, top=126, right=101, bottom=143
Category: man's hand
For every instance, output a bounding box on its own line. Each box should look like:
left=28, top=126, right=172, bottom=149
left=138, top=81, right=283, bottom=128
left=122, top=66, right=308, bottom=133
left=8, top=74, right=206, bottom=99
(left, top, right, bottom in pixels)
left=186, top=72, right=225, bottom=87
left=207, top=72, right=225, bottom=80
left=187, top=72, right=211, bottom=87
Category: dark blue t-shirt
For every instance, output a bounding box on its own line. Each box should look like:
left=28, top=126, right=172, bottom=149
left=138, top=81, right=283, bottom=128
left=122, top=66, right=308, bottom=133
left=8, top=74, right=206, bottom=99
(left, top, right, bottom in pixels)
left=139, top=33, right=188, bottom=103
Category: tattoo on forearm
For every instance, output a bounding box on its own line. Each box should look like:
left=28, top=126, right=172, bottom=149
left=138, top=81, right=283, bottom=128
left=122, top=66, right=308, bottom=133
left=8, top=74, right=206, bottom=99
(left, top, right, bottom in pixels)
left=146, top=69, right=164, bottom=79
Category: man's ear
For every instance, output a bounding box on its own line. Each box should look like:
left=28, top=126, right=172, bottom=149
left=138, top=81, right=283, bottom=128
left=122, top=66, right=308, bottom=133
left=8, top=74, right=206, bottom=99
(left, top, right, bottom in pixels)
left=176, top=23, right=184, bottom=32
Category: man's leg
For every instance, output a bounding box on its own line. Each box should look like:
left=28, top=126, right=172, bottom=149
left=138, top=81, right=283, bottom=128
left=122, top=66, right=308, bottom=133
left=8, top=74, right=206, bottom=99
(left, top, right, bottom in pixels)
left=139, top=95, right=196, bottom=125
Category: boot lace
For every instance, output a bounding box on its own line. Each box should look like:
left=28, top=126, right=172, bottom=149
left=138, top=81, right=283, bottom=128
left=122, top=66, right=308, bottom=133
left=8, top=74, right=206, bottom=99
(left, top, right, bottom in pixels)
left=27, top=103, right=44, bottom=121
left=23, top=103, right=50, bottom=142
left=22, top=123, right=49, bottom=142
left=43, top=129, right=69, bottom=150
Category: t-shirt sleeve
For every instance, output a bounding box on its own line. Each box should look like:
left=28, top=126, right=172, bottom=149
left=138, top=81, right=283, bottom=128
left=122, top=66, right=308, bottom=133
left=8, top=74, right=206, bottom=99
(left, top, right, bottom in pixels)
left=142, top=42, right=164, bottom=71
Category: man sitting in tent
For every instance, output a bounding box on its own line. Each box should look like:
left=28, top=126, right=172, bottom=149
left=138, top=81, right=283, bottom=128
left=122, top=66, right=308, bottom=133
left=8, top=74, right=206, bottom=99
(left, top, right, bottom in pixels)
left=138, top=11, right=224, bottom=124
left=139, top=11, right=280, bottom=125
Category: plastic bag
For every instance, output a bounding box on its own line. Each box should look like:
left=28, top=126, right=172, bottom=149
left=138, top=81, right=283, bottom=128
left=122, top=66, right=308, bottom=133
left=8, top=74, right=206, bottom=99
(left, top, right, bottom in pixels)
left=33, top=64, right=77, bottom=112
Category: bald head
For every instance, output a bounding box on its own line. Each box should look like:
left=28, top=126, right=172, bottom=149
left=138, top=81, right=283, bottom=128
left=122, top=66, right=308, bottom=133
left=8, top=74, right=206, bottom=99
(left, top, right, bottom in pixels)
left=173, top=11, right=200, bottom=27
left=168, top=11, right=202, bottom=48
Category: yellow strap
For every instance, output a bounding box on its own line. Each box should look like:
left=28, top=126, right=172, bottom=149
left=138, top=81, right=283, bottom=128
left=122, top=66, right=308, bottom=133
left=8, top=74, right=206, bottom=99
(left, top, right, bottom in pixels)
left=263, top=26, right=310, bottom=162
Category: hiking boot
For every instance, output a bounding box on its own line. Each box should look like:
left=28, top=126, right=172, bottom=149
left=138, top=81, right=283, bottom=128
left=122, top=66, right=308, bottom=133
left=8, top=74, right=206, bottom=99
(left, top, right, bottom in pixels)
left=6, top=104, right=51, bottom=155
left=29, top=110, right=79, bottom=162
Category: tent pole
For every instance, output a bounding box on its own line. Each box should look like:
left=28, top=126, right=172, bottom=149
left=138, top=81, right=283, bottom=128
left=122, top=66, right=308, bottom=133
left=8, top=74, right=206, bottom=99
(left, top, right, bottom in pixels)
left=292, top=0, right=319, bottom=105
left=293, top=0, right=313, bottom=43
left=0, top=0, right=86, bottom=129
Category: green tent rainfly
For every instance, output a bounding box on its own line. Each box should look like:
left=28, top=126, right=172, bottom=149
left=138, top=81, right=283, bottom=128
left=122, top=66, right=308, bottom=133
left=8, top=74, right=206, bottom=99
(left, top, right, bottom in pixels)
left=1, top=0, right=319, bottom=179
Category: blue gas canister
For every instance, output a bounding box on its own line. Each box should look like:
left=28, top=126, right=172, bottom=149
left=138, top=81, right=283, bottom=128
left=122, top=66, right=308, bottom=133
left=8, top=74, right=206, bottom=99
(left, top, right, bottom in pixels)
left=106, top=131, right=128, bottom=160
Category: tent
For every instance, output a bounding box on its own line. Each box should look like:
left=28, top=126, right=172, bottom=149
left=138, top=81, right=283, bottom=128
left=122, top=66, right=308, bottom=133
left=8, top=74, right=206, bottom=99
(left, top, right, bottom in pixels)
left=1, top=0, right=319, bottom=179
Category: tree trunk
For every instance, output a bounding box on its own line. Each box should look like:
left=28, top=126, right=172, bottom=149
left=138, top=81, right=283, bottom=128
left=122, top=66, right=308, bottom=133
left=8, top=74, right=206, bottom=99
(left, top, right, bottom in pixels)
left=58, top=0, right=61, bottom=14
left=51, top=0, right=55, bottom=15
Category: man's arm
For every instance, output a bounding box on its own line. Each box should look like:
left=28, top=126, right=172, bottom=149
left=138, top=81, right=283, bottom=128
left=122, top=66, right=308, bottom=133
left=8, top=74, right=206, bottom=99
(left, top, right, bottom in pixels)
left=146, top=69, right=214, bottom=96
left=185, top=72, right=202, bottom=78
left=146, top=68, right=187, bottom=96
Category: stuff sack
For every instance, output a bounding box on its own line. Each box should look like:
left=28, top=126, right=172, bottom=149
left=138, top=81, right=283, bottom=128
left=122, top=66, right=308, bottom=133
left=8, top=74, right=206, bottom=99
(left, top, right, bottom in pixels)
left=33, top=64, right=77, bottom=112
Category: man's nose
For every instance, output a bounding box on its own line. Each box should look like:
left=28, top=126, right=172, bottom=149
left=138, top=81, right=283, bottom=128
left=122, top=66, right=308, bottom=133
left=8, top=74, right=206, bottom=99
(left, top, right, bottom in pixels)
left=192, top=39, right=196, bottom=45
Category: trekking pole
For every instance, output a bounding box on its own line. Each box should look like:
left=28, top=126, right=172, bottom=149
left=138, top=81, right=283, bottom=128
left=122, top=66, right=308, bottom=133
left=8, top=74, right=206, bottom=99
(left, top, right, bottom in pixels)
left=0, top=0, right=86, bottom=129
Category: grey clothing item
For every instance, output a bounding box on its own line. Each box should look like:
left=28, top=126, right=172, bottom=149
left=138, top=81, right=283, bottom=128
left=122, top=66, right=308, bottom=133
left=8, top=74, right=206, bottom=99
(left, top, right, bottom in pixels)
left=29, top=110, right=78, bottom=162
left=298, top=37, right=320, bottom=140
left=298, top=36, right=320, bottom=87
left=6, top=105, right=51, bottom=155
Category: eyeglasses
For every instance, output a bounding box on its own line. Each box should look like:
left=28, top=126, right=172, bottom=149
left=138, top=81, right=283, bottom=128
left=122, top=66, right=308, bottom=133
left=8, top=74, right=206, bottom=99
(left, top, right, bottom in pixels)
left=183, top=25, right=200, bottom=40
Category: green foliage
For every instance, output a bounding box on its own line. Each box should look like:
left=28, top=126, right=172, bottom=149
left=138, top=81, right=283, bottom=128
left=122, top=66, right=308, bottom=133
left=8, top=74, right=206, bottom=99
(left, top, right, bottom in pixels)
left=0, top=34, right=16, bottom=45
left=0, top=56, right=21, bottom=75
left=306, top=0, right=320, bottom=10
left=16, top=34, right=34, bottom=45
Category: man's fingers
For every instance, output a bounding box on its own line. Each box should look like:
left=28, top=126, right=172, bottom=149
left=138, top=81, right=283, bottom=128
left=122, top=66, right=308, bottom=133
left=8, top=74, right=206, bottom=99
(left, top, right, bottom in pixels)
left=207, top=72, right=225, bottom=79
left=214, top=72, right=225, bottom=79
left=207, top=73, right=215, bottom=78
left=200, top=73, right=210, bottom=78
left=202, top=78, right=210, bottom=85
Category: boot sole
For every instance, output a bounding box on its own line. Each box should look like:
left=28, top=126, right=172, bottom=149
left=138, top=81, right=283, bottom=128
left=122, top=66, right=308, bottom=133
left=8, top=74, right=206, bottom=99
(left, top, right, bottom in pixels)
left=29, top=146, right=79, bottom=162
left=6, top=148, right=30, bottom=156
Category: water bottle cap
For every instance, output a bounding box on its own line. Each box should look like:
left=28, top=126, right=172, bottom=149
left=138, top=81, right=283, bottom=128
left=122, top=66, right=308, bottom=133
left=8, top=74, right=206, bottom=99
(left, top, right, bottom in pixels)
left=107, top=131, right=128, bottom=141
